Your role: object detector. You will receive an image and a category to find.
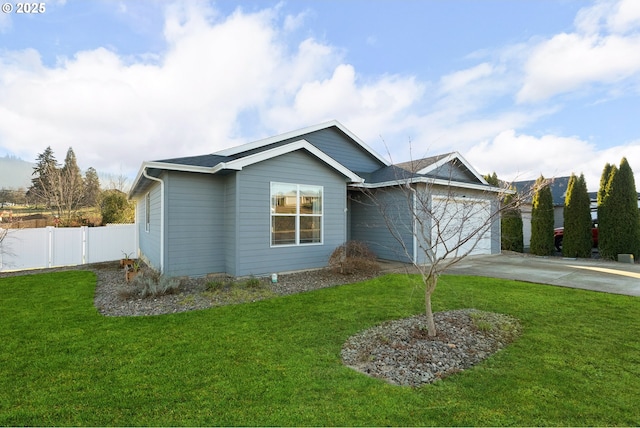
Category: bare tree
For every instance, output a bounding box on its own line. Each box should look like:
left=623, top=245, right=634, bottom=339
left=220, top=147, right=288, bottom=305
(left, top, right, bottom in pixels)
left=0, top=227, right=15, bottom=270
left=352, top=155, right=538, bottom=337
left=30, top=165, right=85, bottom=223
left=28, top=147, right=92, bottom=224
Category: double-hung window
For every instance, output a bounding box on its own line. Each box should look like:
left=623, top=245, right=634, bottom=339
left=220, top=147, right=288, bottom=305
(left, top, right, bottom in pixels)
left=271, top=182, right=323, bottom=246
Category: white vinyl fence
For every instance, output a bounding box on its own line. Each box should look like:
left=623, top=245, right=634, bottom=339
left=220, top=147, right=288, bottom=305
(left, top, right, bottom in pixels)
left=0, top=224, right=137, bottom=272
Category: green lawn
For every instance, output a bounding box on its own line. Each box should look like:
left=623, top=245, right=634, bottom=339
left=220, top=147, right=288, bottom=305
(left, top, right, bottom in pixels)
left=1, top=271, right=638, bottom=426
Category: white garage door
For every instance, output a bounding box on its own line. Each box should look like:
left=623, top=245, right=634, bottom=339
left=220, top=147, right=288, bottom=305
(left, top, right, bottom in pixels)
left=431, top=196, right=492, bottom=259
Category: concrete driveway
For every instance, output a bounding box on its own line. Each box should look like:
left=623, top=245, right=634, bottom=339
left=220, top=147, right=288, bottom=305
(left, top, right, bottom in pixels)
left=444, top=253, right=640, bottom=296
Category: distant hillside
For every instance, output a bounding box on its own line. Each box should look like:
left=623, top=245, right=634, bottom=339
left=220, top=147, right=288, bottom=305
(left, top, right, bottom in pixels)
left=0, top=156, right=34, bottom=189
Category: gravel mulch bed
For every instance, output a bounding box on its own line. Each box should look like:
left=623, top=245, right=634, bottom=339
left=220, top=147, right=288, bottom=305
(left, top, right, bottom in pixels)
left=91, top=264, right=379, bottom=317
left=341, top=309, right=522, bottom=387
left=1, top=261, right=522, bottom=387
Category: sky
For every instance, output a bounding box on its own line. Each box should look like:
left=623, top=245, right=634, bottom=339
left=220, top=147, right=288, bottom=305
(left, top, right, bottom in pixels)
left=1, top=0, right=640, bottom=191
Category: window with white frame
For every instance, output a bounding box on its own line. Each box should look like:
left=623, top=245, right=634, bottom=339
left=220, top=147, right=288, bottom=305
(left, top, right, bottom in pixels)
left=145, top=192, right=150, bottom=232
left=271, top=182, right=323, bottom=246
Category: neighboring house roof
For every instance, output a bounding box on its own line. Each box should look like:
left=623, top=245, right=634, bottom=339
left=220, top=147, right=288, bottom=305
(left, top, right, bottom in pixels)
left=513, top=176, right=570, bottom=206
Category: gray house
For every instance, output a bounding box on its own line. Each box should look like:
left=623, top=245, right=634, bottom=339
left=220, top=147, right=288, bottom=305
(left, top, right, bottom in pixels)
left=129, top=121, right=502, bottom=277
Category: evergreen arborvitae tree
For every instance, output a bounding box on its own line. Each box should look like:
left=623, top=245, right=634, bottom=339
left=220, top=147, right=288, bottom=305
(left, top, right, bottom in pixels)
left=501, top=189, right=524, bottom=252
left=598, top=158, right=640, bottom=260
left=562, top=173, right=592, bottom=258
left=483, top=172, right=524, bottom=252
left=530, top=175, right=555, bottom=256
left=597, top=163, right=613, bottom=207
left=484, top=172, right=499, bottom=186
left=597, top=163, right=615, bottom=258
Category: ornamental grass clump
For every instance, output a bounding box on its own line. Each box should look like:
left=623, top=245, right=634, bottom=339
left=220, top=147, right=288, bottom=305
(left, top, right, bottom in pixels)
left=119, top=268, right=181, bottom=299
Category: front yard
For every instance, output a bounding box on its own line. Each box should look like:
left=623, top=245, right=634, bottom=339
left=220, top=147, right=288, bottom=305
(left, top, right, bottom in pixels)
left=0, top=270, right=638, bottom=426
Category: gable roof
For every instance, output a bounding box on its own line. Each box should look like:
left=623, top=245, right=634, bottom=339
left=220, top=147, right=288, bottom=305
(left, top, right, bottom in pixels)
left=129, top=139, right=364, bottom=198
left=214, top=120, right=389, bottom=166
left=129, top=120, right=389, bottom=198
left=355, top=151, right=495, bottom=192
left=129, top=121, right=499, bottom=198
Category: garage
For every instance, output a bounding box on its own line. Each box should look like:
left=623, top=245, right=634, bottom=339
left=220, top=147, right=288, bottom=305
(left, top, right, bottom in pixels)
left=430, top=196, right=493, bottom=259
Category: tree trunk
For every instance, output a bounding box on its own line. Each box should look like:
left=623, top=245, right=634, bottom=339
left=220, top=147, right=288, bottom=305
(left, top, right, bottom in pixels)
left=424, top=275, right=438, bottom=337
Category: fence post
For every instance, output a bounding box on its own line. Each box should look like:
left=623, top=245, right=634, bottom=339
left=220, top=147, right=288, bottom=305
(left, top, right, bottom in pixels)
left=47, top=226, right=54, bottom=268
left=81, top=226, right=88, bottom=265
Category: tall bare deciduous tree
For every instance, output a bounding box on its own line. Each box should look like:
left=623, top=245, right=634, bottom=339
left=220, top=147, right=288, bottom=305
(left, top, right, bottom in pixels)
left=353, top=158, right=533, bottom=337
left=0, top=226, right=14, bottom=270
left=28, top=147, right=98, bottom=224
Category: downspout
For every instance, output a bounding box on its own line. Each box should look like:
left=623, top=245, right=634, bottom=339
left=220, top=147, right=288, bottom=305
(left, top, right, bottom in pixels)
left=143, top=168, right=165, bottom=273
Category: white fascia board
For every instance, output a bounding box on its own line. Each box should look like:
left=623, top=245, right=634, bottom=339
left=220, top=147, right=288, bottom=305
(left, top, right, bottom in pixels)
left=214, top=120, right=390, bottom=166
left=416, top=151, right=490, bottom=186
left=129, top=161, right=220, bottom=199
left=353, top=177, right=505, bottom=193
left=224, top=139, right=364, bottom=183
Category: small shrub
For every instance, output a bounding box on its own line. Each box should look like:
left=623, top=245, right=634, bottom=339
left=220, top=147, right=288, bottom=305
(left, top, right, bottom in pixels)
left=328, top=241, right=380, bottom=275
left=243, top=276, right=262, bottom=289
left=120, top=269, right=181, bottom=299
left=206, top=280, right=227, bottom=291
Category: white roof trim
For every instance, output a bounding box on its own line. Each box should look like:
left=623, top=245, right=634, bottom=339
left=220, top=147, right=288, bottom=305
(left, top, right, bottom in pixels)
left=214, top=120, right=390, bottom=166
left=416, top=151, right=489, bottom=186
left=352, top=177, right=504, bottom=193
left=129, top=161, right=218, bottom=198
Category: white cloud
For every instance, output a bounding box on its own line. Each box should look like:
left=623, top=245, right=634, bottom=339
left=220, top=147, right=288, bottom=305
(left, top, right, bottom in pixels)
left=439, top=63, right=494, bottom=94
left=465, top=129, right=640, bottom=191
left=518, top=33, right=640, bottom=103
left=518, top=0, right=640, bottom=103
left=0, top=2, right=427, bottom=177
left=576, top=0, right=640, bottom=34
left=2, top=0, right=640, bottom=196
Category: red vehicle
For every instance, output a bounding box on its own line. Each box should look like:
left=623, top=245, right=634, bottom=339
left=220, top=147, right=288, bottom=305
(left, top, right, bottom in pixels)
left=554, top=221, right=598, bottom=252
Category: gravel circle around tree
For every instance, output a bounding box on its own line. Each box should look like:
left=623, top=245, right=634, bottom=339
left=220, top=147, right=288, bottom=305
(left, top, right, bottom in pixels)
left=341, top=309, right=522, bottom=387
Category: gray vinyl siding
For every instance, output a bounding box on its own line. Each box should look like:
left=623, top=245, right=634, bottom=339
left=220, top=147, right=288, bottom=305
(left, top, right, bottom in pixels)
left=223, top=174, right=238, bottom=275
left=233, top=149, right=348, bottom=276
left=138, top=181, right=162, bottom=270
left=429, top=161, right=474, bottom=182
left=350, top=187, right=414, bottom=263
left=303, top=127, right=384, bottom=173
left=164, top=172, right=225, bottom=277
